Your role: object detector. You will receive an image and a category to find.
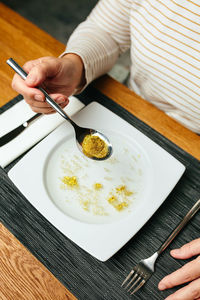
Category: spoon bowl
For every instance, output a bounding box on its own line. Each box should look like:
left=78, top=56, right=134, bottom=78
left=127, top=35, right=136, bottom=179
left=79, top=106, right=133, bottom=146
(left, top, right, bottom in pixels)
left=75, top=125, right=113, bottom=160
left=7, top=58, right=113, bottom=161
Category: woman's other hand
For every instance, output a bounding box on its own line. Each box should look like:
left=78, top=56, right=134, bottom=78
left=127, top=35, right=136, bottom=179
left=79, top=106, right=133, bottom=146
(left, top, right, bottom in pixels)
left=158, top=238, right=200, bottom=300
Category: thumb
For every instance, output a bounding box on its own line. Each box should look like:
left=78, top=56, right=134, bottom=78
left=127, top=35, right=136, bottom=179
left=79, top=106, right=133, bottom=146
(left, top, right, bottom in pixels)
left=171, top=238, right=200, bottom=259
left=26, top=60, right=60, bottom=87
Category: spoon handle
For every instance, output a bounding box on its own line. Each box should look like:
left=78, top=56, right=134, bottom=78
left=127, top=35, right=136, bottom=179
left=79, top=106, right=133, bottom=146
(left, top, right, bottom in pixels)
left=7, top=58, right=76, bottom=126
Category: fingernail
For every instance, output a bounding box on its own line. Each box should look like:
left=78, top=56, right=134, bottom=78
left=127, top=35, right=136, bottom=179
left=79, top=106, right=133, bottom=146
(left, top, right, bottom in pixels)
left=34, top=94, right=43, bottom=101
left=158, top=282, right=166, bottom=290
left=171, top=249, right=179, bottom=255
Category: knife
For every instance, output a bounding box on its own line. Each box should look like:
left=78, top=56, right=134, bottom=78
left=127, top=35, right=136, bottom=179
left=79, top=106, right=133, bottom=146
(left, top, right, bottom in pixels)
left=0, top=113, right=41, bottom=147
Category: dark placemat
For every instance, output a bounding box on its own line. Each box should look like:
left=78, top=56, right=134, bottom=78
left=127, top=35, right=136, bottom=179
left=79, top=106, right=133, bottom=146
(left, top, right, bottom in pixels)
left=0, top=94, right=23, bottom=114
left=1, top=87, right=200, bottom=300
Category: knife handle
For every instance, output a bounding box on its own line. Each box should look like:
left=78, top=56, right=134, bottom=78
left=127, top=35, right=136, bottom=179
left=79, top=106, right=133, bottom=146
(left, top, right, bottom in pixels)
left=0, top=113, right=41, bottom=147
left=23, top=113, right=42, bottom=127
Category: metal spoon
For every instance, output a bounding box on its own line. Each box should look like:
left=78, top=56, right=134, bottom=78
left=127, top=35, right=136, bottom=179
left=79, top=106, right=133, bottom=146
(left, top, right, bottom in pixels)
left=7, top=58, right=112, bottom=161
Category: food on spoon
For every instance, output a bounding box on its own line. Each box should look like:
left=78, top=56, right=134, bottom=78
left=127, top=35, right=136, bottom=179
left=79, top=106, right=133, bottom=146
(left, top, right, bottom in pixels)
left=82, top=134, right=108, bottom=159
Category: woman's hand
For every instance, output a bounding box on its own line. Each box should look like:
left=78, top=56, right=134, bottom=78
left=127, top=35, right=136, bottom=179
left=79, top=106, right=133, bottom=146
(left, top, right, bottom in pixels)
left=158, top=238, right=200, bottom=300
left=11, top=54, right=85, bottom=114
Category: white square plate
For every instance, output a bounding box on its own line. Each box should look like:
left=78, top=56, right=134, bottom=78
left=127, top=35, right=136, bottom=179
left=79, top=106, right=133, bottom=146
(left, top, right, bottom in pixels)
left=8, top=102, right=185, bottom=261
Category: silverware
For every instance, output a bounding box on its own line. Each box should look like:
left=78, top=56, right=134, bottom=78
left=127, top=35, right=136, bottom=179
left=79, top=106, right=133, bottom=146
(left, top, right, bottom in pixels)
left=0, top=113, right=41, bottom=147
left=122, top=198, right=200, bottom=296
left=7, top=58, right=113, bottom=161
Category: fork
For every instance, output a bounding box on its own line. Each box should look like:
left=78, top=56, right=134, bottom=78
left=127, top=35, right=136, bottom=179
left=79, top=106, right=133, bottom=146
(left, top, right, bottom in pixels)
left=122, top=198, right=200, bottom=296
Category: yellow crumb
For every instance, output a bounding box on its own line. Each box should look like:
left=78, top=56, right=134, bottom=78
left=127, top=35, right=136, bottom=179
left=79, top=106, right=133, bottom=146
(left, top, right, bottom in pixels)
left=108, top=196, right=117, bottom=203
left=108, top=185, right=133, bottom=211
left=115, top=202, right=128, bottom=211
left=116, top=185, right=126, bottom=192
left=82, top=200, right=90, bottom=211
left=124, top=190, right=133, bottom=196
left=116, top=185, right=133, bottom=196
left=61, top=176, right=78, bottom=187
left=94, top=183, right=103, bottom=190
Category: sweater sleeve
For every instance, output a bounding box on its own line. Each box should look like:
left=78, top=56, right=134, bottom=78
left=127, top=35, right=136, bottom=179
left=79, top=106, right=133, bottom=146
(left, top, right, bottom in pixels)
left=61, top=0, right=131, bottom=89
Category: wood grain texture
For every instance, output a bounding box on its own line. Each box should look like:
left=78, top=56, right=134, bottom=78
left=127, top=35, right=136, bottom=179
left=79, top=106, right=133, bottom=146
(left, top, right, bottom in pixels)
left=0, top=2, right=65, bottom=106
left=0, top=224, right=76, bottom=300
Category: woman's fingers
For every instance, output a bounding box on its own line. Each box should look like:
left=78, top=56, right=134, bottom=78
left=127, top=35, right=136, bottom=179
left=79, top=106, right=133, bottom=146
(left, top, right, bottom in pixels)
left=12, top=74, right=45, bottom=102
left=170, top=238, right=200, bottom=260
left=12, top=70, right=68, bottom=114
left=12, top=56, right=60, bottom=99
left=23, top=56, right=53, bottom=73
left=30, top=101, right=68, bottom=114
left=25, top=59, right=60, bottom=87
left=164, top=277, right=200, bottom=300
left=158, top=256, right=200, bottom=290
left=28, top=94, right=69, bottom=114
left=158, top=240, right=200, bottom=299
left=25, top=93, right=68, bottom=107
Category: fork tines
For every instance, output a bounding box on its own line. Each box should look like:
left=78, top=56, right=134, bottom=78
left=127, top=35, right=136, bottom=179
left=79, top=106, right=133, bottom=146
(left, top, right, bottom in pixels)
left=122, top=258, right=154, bottom=296
left=121, top=268, right=146, bottom=295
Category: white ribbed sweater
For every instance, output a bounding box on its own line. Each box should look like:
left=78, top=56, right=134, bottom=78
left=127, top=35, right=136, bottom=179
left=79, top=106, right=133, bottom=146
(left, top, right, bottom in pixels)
left=64, top=0, right=200, bottom=133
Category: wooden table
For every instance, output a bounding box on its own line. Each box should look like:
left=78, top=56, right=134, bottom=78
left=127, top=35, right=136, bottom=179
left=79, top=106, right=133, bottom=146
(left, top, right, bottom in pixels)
left=0, top=3, right=200, bottom=300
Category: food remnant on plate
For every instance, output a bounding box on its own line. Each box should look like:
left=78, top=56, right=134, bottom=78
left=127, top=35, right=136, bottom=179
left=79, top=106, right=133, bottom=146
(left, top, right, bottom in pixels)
left=104, top=176, right=113, bottom=181
left=93, top=205, right=107, bottom=216
left=60, top=170, right=134, bottom=213
left=108, top=196, right=128, bottom=211
left=82, top=135, right=108, bottom=159
left=108, top=195, right=117, bottom=203
left=107, top=157, right=118, bottom=164
left=61, top=176, right=78, bottom=187
left=59, top=150, right=137, bottom=216
left=94, top=183, right=103, bottom=190
left=116, top=185, right=133, bottom=196
left=79, top=196, right=108, bottom=215
left=108, top=185, right=133, bottom=211
left=116, top=202, right=128, bottom=211
left=80, top=200, right=90, bottom=211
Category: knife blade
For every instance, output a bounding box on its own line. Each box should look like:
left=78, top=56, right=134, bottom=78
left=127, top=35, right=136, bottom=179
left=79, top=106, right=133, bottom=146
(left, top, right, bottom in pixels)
left=0, top=113, right=41, bottom=147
